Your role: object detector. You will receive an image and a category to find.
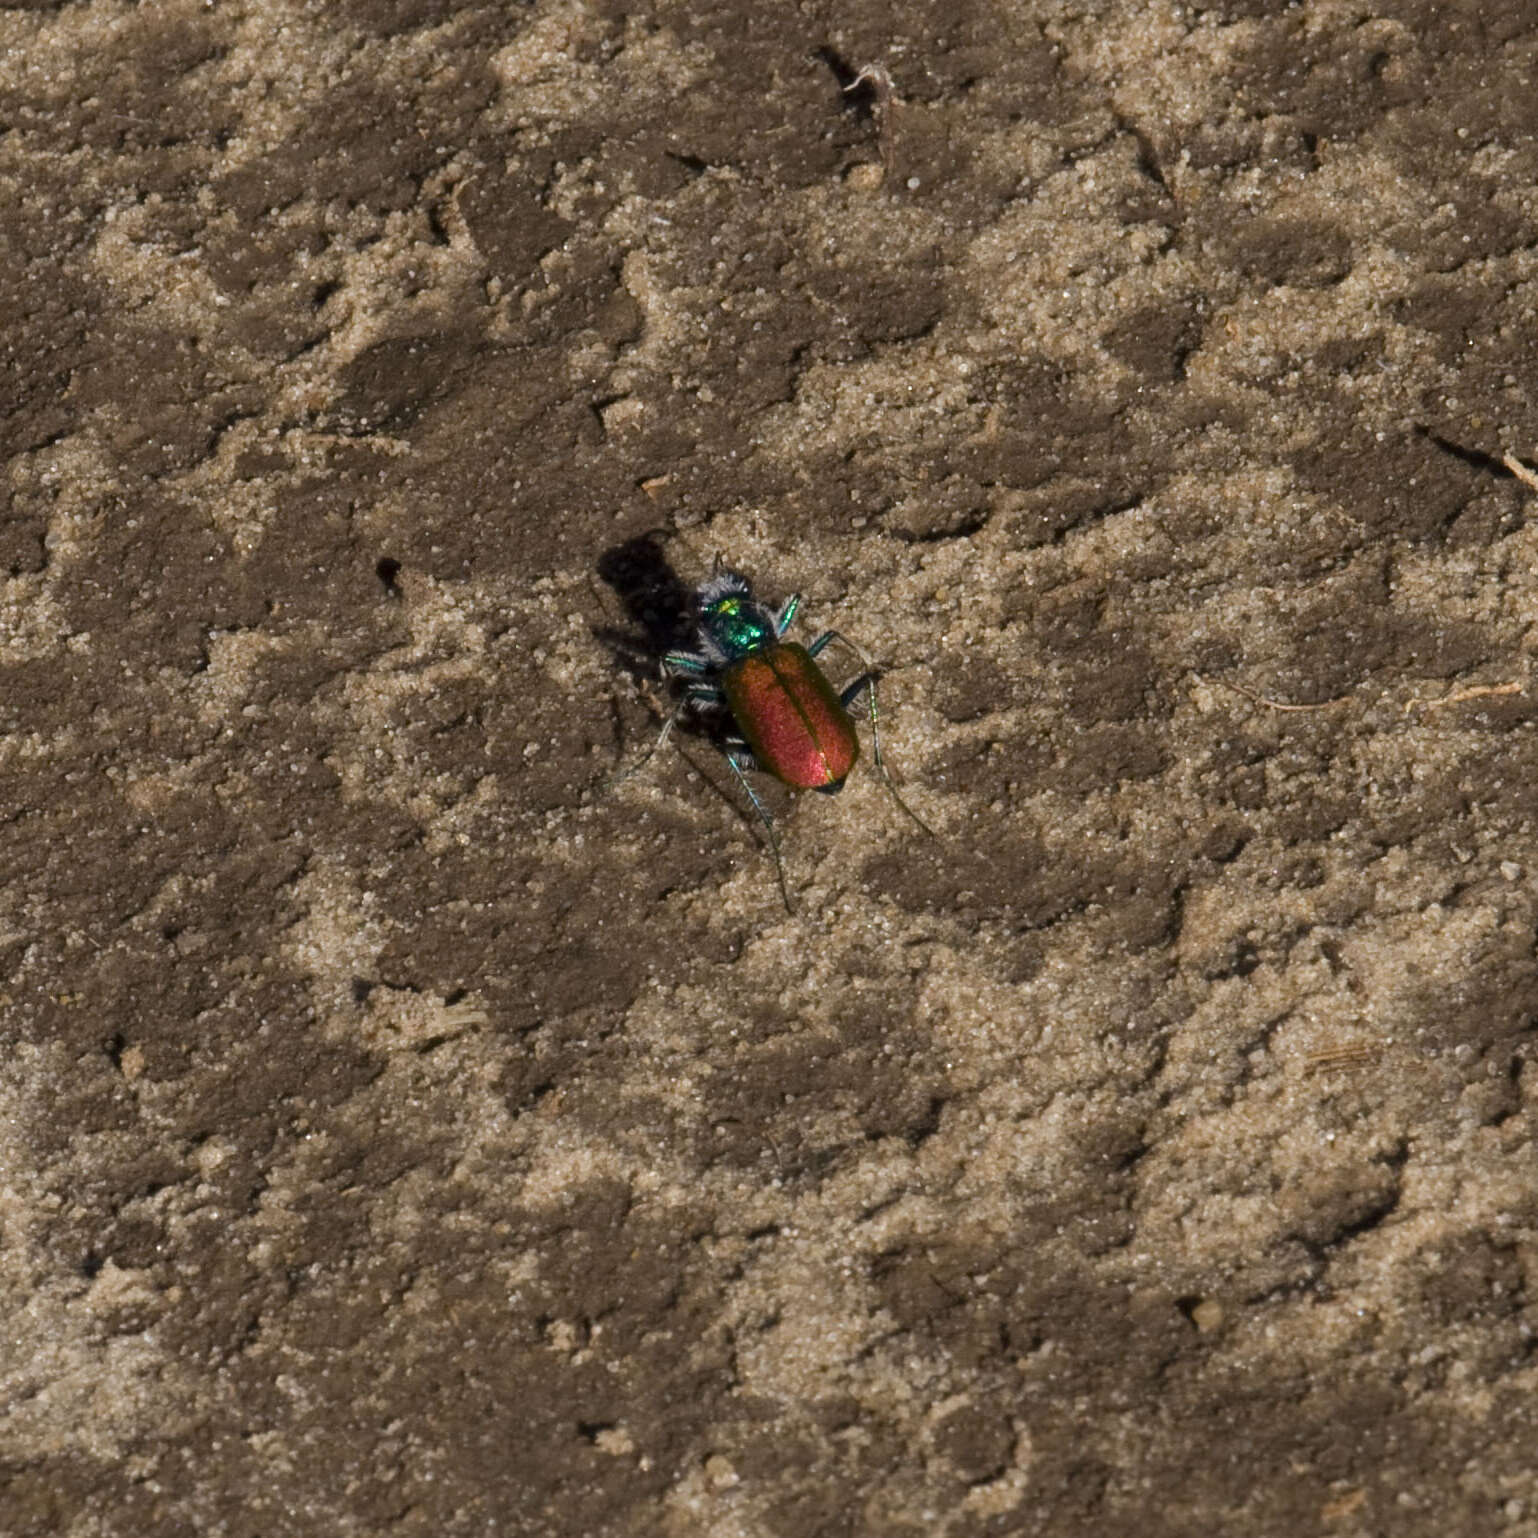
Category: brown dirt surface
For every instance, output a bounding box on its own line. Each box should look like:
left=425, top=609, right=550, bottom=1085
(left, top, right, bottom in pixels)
left=5, top=1, right=1538, bottom=1534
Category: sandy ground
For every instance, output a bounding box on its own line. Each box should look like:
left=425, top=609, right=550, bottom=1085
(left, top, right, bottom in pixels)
left=5, top=1, right=1538, bottom=1533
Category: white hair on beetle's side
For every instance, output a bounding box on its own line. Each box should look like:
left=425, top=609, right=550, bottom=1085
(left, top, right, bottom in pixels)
left=694, top=569, right=753, bottom=610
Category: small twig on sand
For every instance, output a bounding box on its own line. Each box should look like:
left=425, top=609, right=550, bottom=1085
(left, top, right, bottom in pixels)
left=848, top=64, right=900, bottom=174
left=1303, top=1043, right=1379, bottom=1074
left=1405, top=680, right=1523, bottom=715
left=1501, top=451, right=1538, bottom=493
left=1195, top=673, right=1350, bottom=713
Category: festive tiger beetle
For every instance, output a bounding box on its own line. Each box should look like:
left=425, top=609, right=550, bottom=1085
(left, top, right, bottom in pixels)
left=616, top=567, right=935, bottom=910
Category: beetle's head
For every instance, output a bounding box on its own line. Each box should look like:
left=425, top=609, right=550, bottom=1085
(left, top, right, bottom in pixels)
left=694, top=570, right=774, bottom=664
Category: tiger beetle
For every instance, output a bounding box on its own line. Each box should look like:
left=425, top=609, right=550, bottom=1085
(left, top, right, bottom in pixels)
left=616, top=567, right=935, bottom=910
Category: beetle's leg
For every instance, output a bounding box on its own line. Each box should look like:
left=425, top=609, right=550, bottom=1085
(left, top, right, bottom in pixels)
left=809, top=630, right=937, bottom=838
left=722, top=749, right=793, bottom=913
left=608, top=698, right=680, bottom=788
left=772, top=592, right=801, bottom=639
left=608, top=665, right=724, bottom=789
left=664, top=648, right=713, bottom=676
left=607, top=696, right=692, bottom=788
left=843, top=668, right=937, bottom=838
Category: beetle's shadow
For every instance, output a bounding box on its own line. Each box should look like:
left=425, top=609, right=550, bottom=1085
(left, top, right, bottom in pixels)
left=593, top=532, right=737, bottom=762
left=594, top=531, right=697, bottom=678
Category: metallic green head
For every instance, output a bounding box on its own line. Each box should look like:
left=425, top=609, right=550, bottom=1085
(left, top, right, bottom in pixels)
left=694, top=571, right=778, bottom=666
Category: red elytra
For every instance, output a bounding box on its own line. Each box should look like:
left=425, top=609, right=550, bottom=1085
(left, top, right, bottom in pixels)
left=722, top=642, right=860, bottom=791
